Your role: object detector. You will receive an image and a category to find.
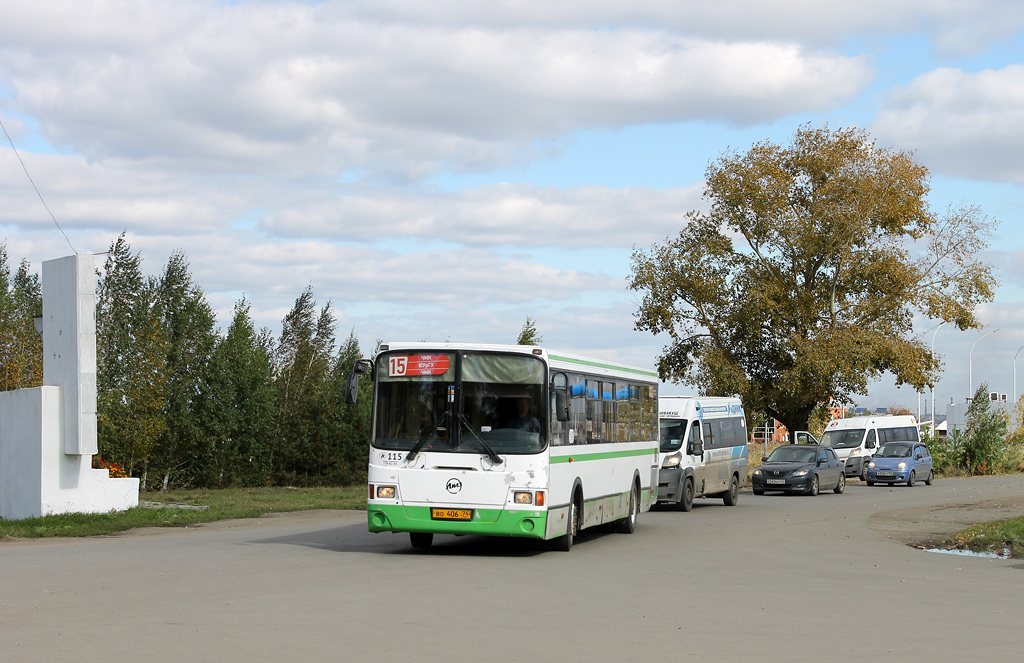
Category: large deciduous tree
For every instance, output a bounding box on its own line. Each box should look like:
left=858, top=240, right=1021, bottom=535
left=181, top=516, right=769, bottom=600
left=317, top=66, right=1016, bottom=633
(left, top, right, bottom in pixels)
left=629, top=125, right=997, bottom=436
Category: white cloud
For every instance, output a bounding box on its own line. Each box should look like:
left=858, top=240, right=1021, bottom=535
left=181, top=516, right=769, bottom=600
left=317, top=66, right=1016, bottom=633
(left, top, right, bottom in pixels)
left=262, top=183, right=702, bottom=248
left=1, top=1, right=872, bottom=181
left=871, top=66, right=1024, bottom=183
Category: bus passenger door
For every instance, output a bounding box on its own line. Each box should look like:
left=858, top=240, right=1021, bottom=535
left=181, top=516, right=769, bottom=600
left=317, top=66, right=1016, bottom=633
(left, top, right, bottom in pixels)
left=687, top=423, right=706, bottom=495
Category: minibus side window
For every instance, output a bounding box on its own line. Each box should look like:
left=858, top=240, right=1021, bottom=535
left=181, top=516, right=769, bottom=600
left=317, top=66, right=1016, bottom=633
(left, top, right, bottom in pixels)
left=865, top=429, right=877, bottom=449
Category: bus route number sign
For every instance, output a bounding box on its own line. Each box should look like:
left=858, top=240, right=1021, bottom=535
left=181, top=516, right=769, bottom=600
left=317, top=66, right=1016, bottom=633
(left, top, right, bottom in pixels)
left=389, top=354, right=451, bottom=377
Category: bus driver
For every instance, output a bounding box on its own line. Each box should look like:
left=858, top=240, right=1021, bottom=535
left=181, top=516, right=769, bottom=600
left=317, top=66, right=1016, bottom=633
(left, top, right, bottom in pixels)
left=505, top=397, right=541, bottom=433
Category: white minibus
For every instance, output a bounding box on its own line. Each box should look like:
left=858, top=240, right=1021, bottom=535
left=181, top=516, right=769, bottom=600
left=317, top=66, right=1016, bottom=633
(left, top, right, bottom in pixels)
left=657, top=396, right=748, bottom=510
left=817, top=415, right=919, bottom=480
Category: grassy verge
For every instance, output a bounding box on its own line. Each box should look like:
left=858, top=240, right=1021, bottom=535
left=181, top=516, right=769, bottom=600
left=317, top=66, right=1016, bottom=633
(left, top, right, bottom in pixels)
left=949, top=516, right=1024, bottom=558
left=0, top=486, right=366, bottom=540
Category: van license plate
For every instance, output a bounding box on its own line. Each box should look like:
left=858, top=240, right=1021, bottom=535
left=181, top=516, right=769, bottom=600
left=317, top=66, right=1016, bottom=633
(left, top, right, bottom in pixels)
left=431, top=508, right=473, bottom=521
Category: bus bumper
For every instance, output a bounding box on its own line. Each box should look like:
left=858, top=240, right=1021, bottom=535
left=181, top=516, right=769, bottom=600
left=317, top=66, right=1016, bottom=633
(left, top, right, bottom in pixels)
left=367, top=504, right=549, bottom=539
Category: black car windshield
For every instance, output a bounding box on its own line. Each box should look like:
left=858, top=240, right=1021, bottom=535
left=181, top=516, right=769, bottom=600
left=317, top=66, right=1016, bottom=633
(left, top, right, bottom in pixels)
left=876, top=443, right=912, bottom=458
left=660, top=419, right=687, bottom=452
left=766, top=446, right=817, bottom=463
left=819, top=429, right=866, bottom=449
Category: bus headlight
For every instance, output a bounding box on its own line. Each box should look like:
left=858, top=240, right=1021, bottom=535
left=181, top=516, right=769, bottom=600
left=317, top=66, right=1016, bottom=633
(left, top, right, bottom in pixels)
left=662, top=452, right=682, bottom=469
left=849, top=449, right=861, bottom=456
left=513, top=491, right=533, bottom=505
left=376, top=485, right=396, bottom=499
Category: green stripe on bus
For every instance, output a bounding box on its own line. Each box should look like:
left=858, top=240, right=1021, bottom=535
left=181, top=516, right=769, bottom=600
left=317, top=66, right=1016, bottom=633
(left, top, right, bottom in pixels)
left=549, top=447, right=657, bottom=463
left=548, top=354, right=658, bottom=379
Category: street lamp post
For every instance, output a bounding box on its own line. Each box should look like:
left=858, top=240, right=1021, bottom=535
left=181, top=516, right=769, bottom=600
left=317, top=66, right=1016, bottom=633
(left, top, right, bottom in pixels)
left=969, top=329, right=998, bottom=400
left=1014, top=344, right=1024, bottom=405
left=929, top=322, right=947, bottom=437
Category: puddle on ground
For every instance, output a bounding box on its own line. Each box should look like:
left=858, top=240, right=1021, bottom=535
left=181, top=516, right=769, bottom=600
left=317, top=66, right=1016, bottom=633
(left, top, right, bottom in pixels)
left=925, top=547, right=1011, bottom=559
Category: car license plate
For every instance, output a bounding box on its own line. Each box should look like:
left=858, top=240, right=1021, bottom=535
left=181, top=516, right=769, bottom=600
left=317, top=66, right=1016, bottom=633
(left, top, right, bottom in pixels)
left=431, top=508, right=473, bottom=521
left=766, top=479, right=786, bottom=485
left=877, top=471, right=893, bottom=476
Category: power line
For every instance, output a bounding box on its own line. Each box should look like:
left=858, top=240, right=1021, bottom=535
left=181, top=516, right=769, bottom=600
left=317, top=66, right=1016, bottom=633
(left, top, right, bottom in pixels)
left=0, top=115, right=78, bottom=254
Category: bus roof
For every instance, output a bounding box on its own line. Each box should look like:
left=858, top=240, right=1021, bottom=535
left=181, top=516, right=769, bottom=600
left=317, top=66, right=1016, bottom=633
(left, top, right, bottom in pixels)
left=377, top=342, right=658, bottom=381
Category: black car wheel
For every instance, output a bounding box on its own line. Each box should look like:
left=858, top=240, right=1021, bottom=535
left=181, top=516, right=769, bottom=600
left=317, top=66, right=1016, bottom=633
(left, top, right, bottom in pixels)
left=807, top=475, right=819, bottom=496
left=925, top=470, right=934, bottom=485
left=907, top=470, right=916, bottom=487
left=860, top=463, right=868, bottom=481
left=753, top=486, right=765, bottom=496
left=834, top=472, right=846, bottom=494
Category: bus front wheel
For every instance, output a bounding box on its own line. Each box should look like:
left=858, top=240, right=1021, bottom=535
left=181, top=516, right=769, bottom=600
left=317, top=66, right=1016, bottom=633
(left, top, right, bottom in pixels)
left=676, top=477, right=694, bottom=512
left=552, top=499, right=578, bottom=552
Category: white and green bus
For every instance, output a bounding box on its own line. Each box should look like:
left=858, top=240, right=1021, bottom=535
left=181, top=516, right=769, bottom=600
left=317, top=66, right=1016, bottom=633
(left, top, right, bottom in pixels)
left=346, top=342, right=660, bottom=551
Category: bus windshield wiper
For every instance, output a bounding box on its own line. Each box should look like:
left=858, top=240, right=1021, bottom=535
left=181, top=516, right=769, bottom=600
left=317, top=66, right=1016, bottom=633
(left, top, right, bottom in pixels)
left=407, top=412, right=448, bottom=461
left=458, top=415, right=504, bottom=465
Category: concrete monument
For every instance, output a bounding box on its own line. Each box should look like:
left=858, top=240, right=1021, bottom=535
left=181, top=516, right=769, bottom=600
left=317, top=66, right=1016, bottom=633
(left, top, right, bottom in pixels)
left=0, top=254, right=139, bottom=520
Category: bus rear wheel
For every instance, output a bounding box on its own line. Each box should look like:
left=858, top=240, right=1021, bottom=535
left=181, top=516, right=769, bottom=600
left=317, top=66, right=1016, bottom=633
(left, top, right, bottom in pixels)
left=616, top=483, right=640, bottom=533
left=723, top=475, right=739, bottom=506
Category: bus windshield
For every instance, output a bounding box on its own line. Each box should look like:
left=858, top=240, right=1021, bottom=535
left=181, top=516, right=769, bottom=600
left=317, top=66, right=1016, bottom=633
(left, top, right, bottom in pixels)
left=819, top=429, right=866, bottom=449
left=372, top=351, right=547, bottom=455
left=659, top=418, right=687, bottom=452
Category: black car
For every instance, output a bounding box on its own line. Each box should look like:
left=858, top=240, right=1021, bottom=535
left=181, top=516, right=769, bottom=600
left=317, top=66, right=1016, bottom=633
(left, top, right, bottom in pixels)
left=752, top=444, right=846, bottom=496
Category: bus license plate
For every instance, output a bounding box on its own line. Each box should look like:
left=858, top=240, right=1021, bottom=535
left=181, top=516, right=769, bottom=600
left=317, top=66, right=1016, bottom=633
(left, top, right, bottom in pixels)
left=431, top=508, right=473, bottom=521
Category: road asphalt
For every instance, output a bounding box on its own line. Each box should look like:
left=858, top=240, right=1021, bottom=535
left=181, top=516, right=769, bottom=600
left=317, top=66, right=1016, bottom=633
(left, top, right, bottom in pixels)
left=2, top=474, right=1023, bottom=662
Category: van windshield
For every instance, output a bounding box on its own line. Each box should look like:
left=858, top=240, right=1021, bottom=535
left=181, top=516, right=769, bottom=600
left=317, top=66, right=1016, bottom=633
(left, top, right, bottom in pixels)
left=819, top=429, right=866, bottom=449
left=659, top=418, right=687, bottom=452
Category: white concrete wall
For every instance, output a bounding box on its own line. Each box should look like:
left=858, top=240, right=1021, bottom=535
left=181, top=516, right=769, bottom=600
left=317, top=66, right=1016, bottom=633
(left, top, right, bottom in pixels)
left=0, top=387, right=49, bottom=520
left=0, top=254, right=139, bottom=521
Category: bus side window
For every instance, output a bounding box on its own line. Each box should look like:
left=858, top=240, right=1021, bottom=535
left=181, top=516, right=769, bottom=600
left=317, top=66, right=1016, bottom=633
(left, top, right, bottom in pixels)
left=865, top=429, right=877, bottom=449
left=703, top=422, right=714, bottom=449
left=585, top=379, right=601, bottom=443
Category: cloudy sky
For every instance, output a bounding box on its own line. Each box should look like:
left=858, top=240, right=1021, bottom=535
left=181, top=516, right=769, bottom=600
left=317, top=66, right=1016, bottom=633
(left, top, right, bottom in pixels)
left=3, top=0, right=1024, bottom=416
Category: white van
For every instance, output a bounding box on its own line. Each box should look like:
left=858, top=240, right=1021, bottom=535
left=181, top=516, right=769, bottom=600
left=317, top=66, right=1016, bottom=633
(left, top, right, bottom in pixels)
left=818, top=415, right=920, bottom=480
left=657, top=396, right=748, bottom=510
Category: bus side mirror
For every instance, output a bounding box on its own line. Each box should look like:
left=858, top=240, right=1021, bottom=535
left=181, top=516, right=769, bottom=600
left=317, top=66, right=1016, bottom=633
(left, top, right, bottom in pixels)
left=345, top=372, right=360, bottom=405
left=555, top=390, right=569, bottom=422
left=689, top=441, right=703, bottom=456
left=345, top=359, right=372, bottom=405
